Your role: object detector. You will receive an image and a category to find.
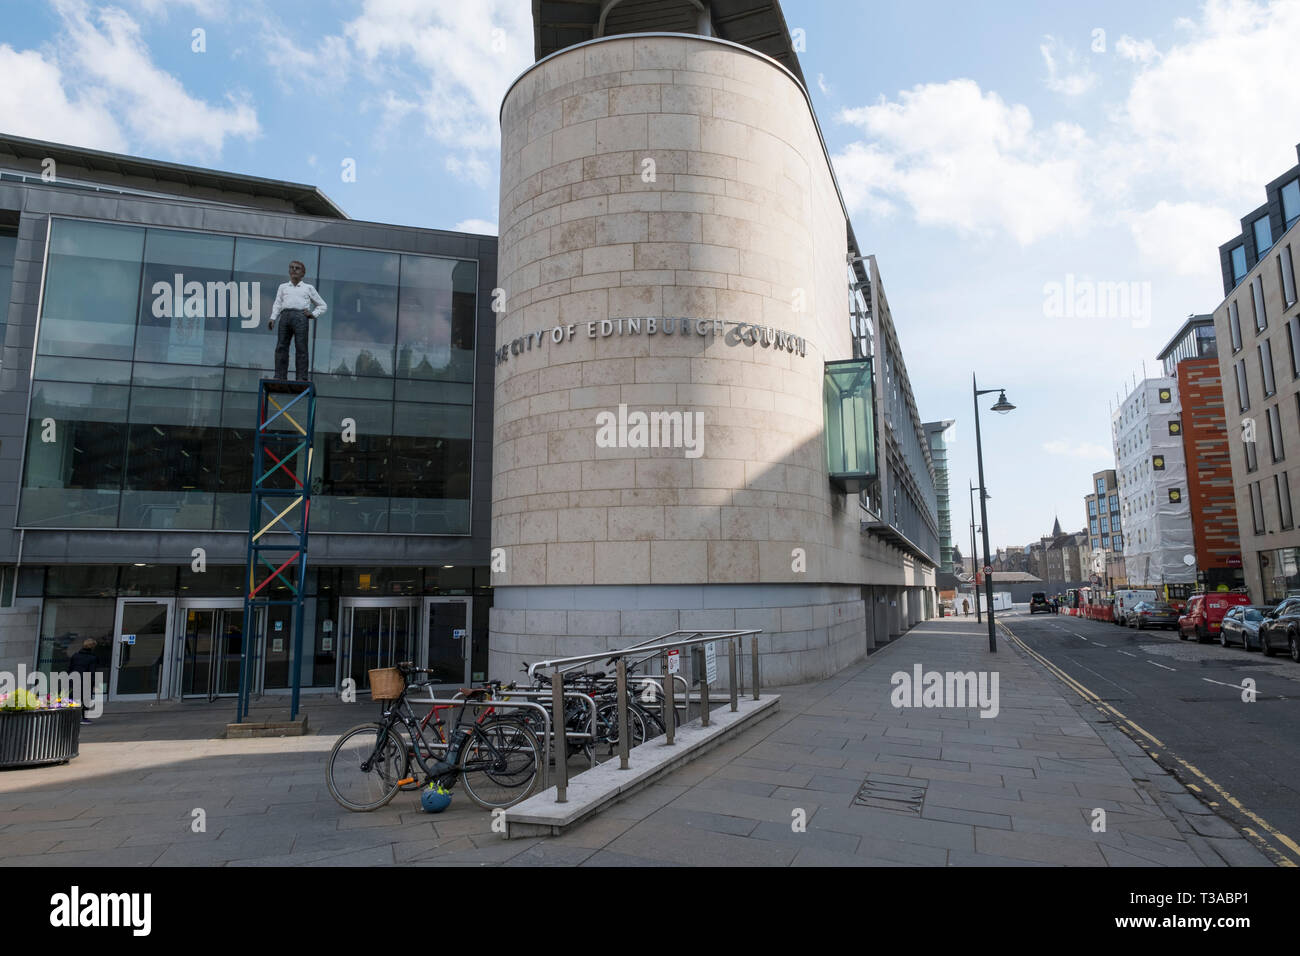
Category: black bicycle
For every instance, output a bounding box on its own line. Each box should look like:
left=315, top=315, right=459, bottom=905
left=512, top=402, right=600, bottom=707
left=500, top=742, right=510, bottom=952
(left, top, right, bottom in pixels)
left=325, top=663, right=542, bottom=812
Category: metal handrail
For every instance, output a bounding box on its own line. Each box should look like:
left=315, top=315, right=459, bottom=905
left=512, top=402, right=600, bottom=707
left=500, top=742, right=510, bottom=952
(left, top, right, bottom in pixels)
left=526, top=628, right=764, bottom=804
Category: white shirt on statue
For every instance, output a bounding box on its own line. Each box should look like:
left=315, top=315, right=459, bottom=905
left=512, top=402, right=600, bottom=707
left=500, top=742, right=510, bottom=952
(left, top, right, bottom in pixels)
left=269, top=281, right=327, bottom=325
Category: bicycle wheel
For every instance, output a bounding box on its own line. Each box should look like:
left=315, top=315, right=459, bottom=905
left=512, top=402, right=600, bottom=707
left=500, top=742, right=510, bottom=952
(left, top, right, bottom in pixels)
left=595, top=702, right=649, bottom=749
left=326, top=722, right=406, bottom=812
left=456, top=718, right=542, bottom=809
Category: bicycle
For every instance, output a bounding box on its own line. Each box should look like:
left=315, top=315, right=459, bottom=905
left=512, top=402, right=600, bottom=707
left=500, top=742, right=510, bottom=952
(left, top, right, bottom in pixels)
left=325, top=663, right=542, bottom=812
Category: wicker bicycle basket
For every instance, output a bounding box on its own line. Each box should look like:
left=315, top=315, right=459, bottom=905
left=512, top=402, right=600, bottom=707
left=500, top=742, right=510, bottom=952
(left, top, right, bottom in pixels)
left=369, top=668, right=404, bottom=701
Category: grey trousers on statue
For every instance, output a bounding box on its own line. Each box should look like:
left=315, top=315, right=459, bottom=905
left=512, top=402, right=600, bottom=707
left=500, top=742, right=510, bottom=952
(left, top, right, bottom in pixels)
left=274, top=309, right=310, bottom=380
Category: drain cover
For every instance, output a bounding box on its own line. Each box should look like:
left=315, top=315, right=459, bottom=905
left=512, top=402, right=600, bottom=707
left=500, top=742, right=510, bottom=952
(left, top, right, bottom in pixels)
left=854, top=776, right=927, bottom=814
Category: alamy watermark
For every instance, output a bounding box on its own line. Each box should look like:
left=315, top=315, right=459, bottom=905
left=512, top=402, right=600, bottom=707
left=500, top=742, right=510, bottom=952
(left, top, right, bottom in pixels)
left=1, top=665, right=103, bottom=718
left=595, top=404, right=704, bottom=459
left=150, top=274, right=261, bottom=327
left=1043, top=274, right=1151, bottom=327
left=890, top=663, right=999, bottom=718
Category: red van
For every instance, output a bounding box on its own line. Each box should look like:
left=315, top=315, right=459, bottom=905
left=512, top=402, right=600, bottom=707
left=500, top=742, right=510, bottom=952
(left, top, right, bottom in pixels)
left=1179, top=592, right=1252, bottom=643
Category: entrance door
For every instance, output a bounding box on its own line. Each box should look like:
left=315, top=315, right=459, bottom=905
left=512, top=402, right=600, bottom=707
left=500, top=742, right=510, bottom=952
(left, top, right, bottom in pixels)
left=424, top=597, right=472, bottom=688
left=339, top=598, right=420, bottom=694
left=111, top=599, right=175, bottom=699
left=178, top=601, right=250, bottom=699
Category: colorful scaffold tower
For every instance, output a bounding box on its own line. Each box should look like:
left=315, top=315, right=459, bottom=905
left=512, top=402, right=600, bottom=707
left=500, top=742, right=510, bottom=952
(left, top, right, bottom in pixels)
left=236, top=379, right=316, bottom=723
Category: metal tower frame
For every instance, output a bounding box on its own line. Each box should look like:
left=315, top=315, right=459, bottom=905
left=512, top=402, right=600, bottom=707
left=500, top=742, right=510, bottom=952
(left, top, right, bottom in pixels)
left=237, top=379, right=316, bottom=722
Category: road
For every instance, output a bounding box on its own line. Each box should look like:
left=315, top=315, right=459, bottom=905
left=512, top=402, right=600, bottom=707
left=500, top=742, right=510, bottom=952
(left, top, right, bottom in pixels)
left=997, top=605, right=1300, bottom=866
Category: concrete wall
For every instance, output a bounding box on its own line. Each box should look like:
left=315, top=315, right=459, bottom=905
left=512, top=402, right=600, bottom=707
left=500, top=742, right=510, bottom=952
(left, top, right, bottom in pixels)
left=491, top=34, right=932, bottom=683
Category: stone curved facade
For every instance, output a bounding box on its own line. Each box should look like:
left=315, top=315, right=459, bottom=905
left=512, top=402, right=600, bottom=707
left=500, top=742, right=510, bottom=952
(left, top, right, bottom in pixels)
left=492, top=34, right=932, bottom=683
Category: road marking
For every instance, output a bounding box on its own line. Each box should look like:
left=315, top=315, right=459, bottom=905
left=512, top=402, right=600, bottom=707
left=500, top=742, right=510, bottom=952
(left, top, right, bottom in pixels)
left=1203, top=677, right=1249, bottom=691
left=1092, top=643, right=1108, bottom=648
left=1147, top=660, right=1176, bottom=671
left=1117, top=650, right=1137, bottom=658
left=999, top=621, right=1299, bottom=867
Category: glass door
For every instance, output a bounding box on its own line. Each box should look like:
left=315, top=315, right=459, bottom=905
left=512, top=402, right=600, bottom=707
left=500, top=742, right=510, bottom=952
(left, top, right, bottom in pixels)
left=424, top=597, right=471, bottom=688
left=338, top=598, right=421, bottom=694
left=111, top=599, right=174, bottom=699
left=179, top=601, right=249, bottom=699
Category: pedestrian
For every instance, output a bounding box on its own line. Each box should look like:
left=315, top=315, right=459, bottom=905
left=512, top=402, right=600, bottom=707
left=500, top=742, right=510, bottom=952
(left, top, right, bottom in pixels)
left=267, top=259, right=327, bottom=380
left=962, top=598, right=970, bottom=617
left=68, top=638, right=98, bottom=722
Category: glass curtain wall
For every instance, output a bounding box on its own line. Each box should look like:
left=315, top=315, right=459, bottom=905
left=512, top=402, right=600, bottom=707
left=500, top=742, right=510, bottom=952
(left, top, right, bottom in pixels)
left=22, top=218, right=476, bottom=532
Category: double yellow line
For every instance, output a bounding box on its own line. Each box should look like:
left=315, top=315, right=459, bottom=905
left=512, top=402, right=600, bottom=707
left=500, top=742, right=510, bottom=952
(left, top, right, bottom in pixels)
left=1001, top=621, right=1299, bottom=867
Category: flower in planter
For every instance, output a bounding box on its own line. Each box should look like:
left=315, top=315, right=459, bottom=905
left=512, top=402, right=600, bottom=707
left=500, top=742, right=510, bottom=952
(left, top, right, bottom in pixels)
left=0, top=689, right=82, bottom=711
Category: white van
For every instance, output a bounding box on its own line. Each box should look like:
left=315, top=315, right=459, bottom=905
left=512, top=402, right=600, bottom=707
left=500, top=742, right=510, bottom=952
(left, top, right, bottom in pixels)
left=1114, top=589, right=1157, bottom=626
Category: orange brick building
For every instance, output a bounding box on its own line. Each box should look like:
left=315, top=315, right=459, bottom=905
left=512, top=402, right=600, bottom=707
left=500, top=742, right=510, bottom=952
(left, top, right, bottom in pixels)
left=1159, top=317, right=1245, bottom=589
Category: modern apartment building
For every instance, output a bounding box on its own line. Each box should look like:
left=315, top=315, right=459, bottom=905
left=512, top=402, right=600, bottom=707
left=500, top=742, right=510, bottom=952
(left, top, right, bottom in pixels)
left=1112, top=379, right=1196, bottom=592
left=924, top=420, right=955, bottom=574
left=1084, top=468, right=1123, bottom=583
left=1214, top=148, right=1300, bottom=603
left=1156, top=315, right=1244, bottom=590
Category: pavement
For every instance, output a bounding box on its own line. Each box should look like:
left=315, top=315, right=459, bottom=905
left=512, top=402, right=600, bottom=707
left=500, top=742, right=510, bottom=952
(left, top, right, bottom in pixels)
left=0, top=615, right=1273, bottom=866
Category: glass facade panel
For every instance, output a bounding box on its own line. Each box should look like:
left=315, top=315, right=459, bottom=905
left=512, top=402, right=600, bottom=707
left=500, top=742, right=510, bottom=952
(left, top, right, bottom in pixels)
left=0, top=228, right=16, bottom=353
left=390, top=402, right=472, bottom=533
left=121, top=387, right=222, bottom=529
left=225, top=238, right=320, bottom=371
left=26, top=220, right=479, bottom=534
left=822, top=359, right=876, bottom=493
left=396, top=256, right=477, bottom=384
left=135, top=229, right=235, bottom=367
left=21, top=381, right=129, bottom=526
left=315, top=245, right=400, bottom=378
left=39, top=219, right=144, bottom=362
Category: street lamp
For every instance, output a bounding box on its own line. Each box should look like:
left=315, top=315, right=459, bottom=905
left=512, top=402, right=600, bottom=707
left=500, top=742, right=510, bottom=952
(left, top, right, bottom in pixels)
left=968, top=480, right=987, bottom=624
left=973, top=375, right=1016, bottom=653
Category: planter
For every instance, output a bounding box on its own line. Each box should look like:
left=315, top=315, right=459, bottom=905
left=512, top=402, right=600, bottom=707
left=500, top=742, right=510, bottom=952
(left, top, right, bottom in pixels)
left=0, top=708, right=81, bottom=768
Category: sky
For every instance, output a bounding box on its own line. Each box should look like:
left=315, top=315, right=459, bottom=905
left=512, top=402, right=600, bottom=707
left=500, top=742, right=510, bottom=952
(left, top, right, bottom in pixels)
left=1, top=0, right=1297, bottom=550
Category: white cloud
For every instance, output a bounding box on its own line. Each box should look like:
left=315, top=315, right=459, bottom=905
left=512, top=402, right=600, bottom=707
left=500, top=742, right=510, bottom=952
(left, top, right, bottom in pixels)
left=51, top=0, right=259, bottom=160
left=1124, top=201, right=1238, bottom=277
left=816, top=72, right=830, bottom=95
left=344, top=0, right=532, bottom=152
left=445, top=152, right=492, bottom=188
left=0, top=44, right=125, bottom=151
left=1040, top=37, right=1097, bottom=96
left=1115, top=35, right=1159, bottom=63
left=453, top=218, right=497, bottom=235
left=263, top=29, right=351, bottom=91
left=1042, top=440, right=1113, bottom=459
left=1116, top=0, right=1300, bottom=200
left=834, top=80, right=1091, bottom=244
left=123, top=0, right=230, bottom=16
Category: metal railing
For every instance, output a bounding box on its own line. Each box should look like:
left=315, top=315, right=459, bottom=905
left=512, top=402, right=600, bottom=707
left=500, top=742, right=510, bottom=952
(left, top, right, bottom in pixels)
left=526, top=629, right=763, bottom=803
left=397, top=694, right=554, bottom=791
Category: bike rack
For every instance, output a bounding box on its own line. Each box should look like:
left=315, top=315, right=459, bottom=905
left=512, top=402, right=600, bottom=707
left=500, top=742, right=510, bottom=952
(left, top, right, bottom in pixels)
left=527, top=628, right=763, bottom=803
left=483, top=688, right=600, bottom=769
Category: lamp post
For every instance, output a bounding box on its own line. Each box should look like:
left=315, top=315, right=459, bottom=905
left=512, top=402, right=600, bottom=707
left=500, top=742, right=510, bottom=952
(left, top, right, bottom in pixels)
left=973, top=374, right=1016, bottom=653
left=968, top=481, right=982, bottom=624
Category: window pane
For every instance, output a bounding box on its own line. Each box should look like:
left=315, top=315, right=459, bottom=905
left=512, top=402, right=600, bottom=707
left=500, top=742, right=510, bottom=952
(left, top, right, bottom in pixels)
left=33, top=355, right=132, bottom=385
left=1260, top=339, right=1276, bottom=395
left=315, top=245, right=400, bottom=378
left=1236, top=359, right=1249, bottom=411
left=135, top=229, right=235, bottom=366
left=1232, top=245, right=1247, bottom=284
left=1283, top=179, right=1300, bottom=228
left=1229, top=300, right=1242, bottom=351
left=0, top=229, right=15, bottom=348
left=121, top=387, right=222, bottom=529
left=20, top=381, right=129, bottom=526
left=1280, top=472, right=1294, bottom=529
left=225, top=239, right=319, bottom=371
left=1254, top=216, right=1273, bottom=256
left=40, top=220, right=144, bottom=362
left=1289, top=317, right=1300, bottom=379
left=1280, top=245, right=1297, bottom=307
left=215, top=389, right=257, bottom=531
left=389, top=402, right=472, bottom=534
left=37, top=598, right=115, bottom=676
left=397, top=256, right=476, bottom=385
left=1252, top=276, right=1267, bottom=331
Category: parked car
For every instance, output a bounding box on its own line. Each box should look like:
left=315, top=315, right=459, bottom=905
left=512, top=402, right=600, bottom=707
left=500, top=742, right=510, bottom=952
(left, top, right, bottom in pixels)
left=1029, top=591, right=1051, bottom=614
left=1129, top=601, right=1179, bottom=630
left=1114, top=589, right=1157, bottom=627
left=1178, top=592, right=1253, bottom=643
left=1259, top=598, right=1300, bottom=660
left=1220, top=606, right=1269, bottom=650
